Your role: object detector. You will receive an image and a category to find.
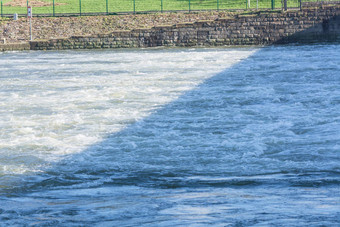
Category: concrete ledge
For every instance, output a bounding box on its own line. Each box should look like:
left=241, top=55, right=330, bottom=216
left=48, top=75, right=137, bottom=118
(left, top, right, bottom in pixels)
left=0, top=43, right=30, bottom=51
left=217, top=16, right=234, bottom=21
left=153, top=25, right=173, bottom=29
left=176, top=22, right=195, bottom=28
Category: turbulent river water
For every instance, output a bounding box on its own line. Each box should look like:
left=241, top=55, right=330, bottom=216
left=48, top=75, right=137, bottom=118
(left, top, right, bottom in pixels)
left=0, top=45, right=339, bottom=226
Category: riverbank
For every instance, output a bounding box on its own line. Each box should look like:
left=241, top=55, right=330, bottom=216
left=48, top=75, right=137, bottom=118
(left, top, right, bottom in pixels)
left=1, top=4, right=340, bottom=51
left=0, top=11, right=234, bottom=44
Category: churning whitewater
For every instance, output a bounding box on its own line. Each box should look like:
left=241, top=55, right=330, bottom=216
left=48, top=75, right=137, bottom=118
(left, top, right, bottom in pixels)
left=0, top=46, right=339, bottom=226
left=0, top=48, right=254, bottom=176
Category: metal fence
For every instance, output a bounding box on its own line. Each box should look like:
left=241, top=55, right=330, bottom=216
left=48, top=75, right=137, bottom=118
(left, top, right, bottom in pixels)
left=0, top=0, right=334, bottom=17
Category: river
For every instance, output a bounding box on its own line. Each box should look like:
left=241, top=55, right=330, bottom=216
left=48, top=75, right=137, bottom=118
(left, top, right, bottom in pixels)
left=0, top=45, right=339, bottom=226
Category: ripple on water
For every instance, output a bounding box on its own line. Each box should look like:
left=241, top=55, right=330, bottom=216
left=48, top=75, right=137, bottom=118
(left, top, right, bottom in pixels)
left=0, top=45, right=339, bottom=225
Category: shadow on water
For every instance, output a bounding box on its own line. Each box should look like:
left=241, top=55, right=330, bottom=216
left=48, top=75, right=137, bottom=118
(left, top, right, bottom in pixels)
left=5, top=44, right=340, bottom=196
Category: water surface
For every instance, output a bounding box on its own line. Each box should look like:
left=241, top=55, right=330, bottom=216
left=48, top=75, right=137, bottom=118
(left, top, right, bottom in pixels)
left=0, top=46, right=339, bottom=226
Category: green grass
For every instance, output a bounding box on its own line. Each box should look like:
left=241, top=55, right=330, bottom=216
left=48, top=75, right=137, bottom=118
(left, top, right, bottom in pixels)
left=0, top=0, right=310, bottom=16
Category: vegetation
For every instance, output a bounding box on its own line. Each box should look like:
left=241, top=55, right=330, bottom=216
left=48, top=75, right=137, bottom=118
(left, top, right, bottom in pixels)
left=0, top=0, right=302, bottom=16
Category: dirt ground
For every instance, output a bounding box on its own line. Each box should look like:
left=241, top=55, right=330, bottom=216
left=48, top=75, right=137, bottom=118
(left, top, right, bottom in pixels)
left=4, top=0, right=64, bottom=7
left=0, top=11, right=234, bottom=43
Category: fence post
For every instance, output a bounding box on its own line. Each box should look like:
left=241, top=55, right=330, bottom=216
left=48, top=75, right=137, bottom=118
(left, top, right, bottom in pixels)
left=133, top=0, right=135, bottom=14
left=1, top=1, right=2, bottom=18
left=271, top=0, right=275, bottom=9
left=53, top=0, right=55, bottom=16
left=189, top=0, right=191, bottom=12
left=299, top=0, right=302, bottom=11
left=283, top=0, right=287, bottom=10
left=161, top=0, right=163, bottom=13
left=217, top=0, right=219, bottom=11
left=106, top=0, right=108, bottom=15
left=79, top=0, right=82, bottom=16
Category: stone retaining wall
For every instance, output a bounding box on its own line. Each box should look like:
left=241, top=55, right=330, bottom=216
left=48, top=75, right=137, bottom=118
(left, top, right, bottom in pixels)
left=5, top=6, right=340, bottom=51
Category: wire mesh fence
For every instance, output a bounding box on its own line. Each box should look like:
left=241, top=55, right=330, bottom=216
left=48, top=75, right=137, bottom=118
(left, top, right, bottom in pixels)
left=0, top=0, right=335, bottom=17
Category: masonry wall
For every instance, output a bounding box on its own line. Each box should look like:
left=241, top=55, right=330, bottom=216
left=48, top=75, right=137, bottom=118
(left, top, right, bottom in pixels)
left=30, top=6, right=340, bottom=51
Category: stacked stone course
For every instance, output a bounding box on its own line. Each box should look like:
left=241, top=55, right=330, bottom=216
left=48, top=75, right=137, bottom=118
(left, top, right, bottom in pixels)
left=29, top=6, right=340, bottom=51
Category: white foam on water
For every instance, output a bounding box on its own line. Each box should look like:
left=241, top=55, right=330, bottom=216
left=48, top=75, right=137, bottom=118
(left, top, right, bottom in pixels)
left=0, top=48, right=257, bottom=175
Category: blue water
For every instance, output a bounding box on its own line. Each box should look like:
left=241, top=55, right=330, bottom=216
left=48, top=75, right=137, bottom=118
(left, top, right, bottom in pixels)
left=0, top=45, right=339, bottom=226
